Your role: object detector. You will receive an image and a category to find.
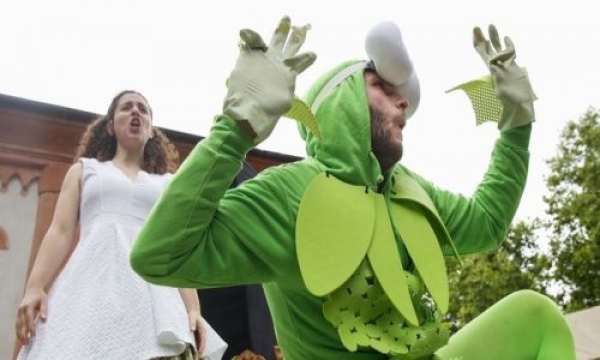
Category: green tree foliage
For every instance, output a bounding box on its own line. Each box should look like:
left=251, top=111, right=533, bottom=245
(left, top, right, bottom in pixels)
left=545, top=108, right=600, bottom=312
left=446, top=220, right=551, bottom=326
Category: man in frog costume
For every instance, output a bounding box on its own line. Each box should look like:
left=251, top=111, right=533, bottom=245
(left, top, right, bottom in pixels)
left=131, top=16, right=575, bottom=360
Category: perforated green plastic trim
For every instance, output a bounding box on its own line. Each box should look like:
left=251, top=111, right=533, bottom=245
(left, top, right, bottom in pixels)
left=284, top=97, right=322, bottom=139
left=323, top=260, right=451, bottom=358
left=446, top=75, right=502, bottom=126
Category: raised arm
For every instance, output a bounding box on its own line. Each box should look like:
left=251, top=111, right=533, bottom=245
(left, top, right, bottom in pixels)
left=410, top=25, right=536, bottom=255
left=405, top=124, right=531, bottom=255
left=130, top=16, right=316, bottom=288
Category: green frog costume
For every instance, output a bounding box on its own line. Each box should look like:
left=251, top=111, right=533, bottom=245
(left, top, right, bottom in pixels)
left=131, top=17, right=575, bottom=360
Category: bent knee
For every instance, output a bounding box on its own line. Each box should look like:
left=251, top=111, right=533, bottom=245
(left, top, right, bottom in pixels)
left=503, top=290, right=562, bottom=320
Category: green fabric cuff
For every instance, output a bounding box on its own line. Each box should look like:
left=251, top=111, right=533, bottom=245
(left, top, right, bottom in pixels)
left=211, top=114, right=256, bottom=155
left=499, top=122, right=532, bottom=149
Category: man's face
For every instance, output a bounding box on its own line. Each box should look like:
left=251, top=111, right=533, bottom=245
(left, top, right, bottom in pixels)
left=365, top=71, right=409, bottom=172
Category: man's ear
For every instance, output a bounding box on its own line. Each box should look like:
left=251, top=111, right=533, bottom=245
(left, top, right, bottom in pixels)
left=106, top=120, right=114, bottom=136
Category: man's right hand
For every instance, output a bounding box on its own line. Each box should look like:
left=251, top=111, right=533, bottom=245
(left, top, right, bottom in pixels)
left=223, top=15, right=317, bottom=144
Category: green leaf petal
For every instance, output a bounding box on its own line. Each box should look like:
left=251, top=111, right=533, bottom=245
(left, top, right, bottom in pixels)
left=392, top=202, right=449, bottom=314
left=297, top=173, right=375, bottom=296
left=368, top=195, right=419, bottom=326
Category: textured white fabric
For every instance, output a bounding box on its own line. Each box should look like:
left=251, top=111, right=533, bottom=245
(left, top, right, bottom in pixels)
left=18, top=158, right=227, bottom=360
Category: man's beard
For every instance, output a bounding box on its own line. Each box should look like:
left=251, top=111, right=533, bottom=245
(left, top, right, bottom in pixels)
left=370, top=106, right=403, bottom=173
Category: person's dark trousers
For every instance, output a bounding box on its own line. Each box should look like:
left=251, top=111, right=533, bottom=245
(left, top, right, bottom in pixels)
left=199, top=285, right=277, bottom=360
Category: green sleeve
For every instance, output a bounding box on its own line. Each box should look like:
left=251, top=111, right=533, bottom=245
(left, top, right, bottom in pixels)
left=130, top=115, right=296, bottom=288
left=406, top=124, right=531, bottom=255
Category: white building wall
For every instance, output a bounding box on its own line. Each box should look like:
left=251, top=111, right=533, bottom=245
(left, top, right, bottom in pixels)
left=0, top=176, right=38, bottom=360
left=566, top=306, right=600, bottom=360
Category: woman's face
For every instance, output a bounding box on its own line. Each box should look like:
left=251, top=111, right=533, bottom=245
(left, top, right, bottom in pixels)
left=110, top=92, right=153, bottom=150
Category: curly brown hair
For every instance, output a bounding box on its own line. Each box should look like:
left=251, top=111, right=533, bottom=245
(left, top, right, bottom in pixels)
left=74, top=90, right=180, bottom=174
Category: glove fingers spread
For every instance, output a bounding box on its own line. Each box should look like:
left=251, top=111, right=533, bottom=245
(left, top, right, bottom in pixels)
left=472, top=27, right=486, bottom=49
left=283, top=25, right=311, bottom=58
left=503, top=36, right=516, bottom=58
left=223, top=15, right=316, bottom=144
left=474, top=25, right=517, bottom=67
left=466, top=24, right=536, bottom=130
left=240, top=29, right=267, bottom=51
left=269, top=16, right=291, bottom=52
left=284, top=52, right=317, bottom=74
left=488, top=24, right=502, bottom=53
left=490, top=49, right=515, bottom=65
left=490, top=37, right=516, bottom=65
left=473, top=27, right=492, bottom=63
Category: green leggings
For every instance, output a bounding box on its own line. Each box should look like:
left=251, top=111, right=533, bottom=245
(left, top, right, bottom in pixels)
left=432, top=290, right=575, bottom=360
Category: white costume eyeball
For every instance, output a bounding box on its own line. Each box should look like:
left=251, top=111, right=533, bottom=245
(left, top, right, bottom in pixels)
left=365, top=21, right=420, bottom=119
left=310, top=21, right=420, bottom=119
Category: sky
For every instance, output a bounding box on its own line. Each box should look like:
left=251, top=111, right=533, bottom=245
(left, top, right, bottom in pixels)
left=1, top=0, right=599, bottom=224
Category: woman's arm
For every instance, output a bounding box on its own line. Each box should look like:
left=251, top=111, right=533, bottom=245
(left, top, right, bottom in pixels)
left=179, top=288, right=206, bottom=357
left=16, top=162, right=82, bottom=344
left=179, top=288, right=201, bottom=314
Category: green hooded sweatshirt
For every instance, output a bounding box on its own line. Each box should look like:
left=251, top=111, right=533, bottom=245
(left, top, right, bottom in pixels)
left=131, top=61, right=531, bottom=360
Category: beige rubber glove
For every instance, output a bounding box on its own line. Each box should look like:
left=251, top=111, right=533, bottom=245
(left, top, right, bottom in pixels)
left=473, top=25, right=536, bottom=131
left=223, top=16, right=317, bottom=144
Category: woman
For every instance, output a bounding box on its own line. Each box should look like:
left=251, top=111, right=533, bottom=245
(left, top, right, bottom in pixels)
left=15, top=90, right=226, bottom=359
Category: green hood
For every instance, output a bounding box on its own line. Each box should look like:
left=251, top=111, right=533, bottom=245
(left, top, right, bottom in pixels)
left=299, top=60, right=383, bottom=189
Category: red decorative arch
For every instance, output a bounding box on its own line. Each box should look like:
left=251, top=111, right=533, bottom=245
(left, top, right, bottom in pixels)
left=0, top=165, right=41, bottom=196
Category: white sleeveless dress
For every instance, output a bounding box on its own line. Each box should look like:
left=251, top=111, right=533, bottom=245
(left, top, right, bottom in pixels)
left=18, top=158, right=227, bottom=360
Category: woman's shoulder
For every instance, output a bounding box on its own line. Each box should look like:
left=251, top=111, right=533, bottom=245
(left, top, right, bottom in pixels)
left=159, top=171, right=174, bottom=183
left=76, top=157, right=99, bottom=167
left=145, top=171, right=174, bottom=185
left=75, top=158, right=113, bottom=177
left=76, top=157, right=113, bottom=168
